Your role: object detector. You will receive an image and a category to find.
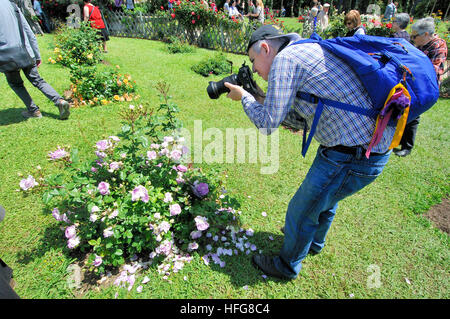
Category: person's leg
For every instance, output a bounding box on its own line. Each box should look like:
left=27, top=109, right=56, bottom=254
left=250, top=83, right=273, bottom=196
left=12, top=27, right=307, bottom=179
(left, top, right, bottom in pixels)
left=310, top=202, right=338, bottom=253
left=259, top=146, right=390, bottom=279
left=22, top=65, right=62, bottom=104
left=22, top=65, right=70, bottom=119
left=4, top=69, right=40, bottom=113
left=395, top=116, right=420, bottom=156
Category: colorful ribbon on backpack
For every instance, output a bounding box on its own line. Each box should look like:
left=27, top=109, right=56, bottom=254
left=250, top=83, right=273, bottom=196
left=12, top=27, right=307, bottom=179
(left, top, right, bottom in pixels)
left=365, top=83, right=411, bottom=158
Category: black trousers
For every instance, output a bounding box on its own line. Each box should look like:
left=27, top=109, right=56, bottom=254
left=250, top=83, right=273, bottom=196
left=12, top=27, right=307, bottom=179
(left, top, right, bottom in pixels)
left=0, top=258, right=20, bottom=299
left=400, top=116, right=420, bottom=151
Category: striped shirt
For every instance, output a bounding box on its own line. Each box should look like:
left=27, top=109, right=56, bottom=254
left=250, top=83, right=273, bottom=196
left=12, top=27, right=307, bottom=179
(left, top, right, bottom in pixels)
left=418, top=36, right=448, bottom=86
left=241, top=42, right=396, bottom=153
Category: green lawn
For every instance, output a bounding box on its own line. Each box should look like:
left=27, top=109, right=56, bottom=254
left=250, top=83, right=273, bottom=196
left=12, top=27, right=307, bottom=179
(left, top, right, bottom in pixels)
left=0, top=34, right=448, bottom=299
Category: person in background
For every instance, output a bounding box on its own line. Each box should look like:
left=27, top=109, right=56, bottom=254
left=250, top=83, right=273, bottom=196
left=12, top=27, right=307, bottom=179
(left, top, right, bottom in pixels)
left=317, top=3, right=330, bottom=32
left=32, top=0, right=50, bottom=32
left=245, top=0, right=264, bottom=24
left=1, top=0, right=70, bottom=120
left=383, top=0, right=395, bottom=22
left=344, top=10, right=366, bottom=36
left=394, top=17, right=448, bottom=157
left=280, top=6, right=285, bottom=17
left=247, top=0, right=255, bottom=16
left=114, top=0, right=123, bottom=11
left=229, top=0, right=243, bottom=20
left=224, top=0, right=231, bottom=15
left=126, top=0, right=134, bottom=10
left=236, top=0, right=244, bottom=15
left=391, top=12, right=410, bottom=42
left=83, top=0, right=109, bottom=53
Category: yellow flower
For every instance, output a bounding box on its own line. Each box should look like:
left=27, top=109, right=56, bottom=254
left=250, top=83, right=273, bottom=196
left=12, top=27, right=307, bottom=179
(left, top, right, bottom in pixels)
left=101, top=99, right=108, bottom=105
left=53, top=47, right=60, bottom=53
left=93, top=97, right=98, bottom=102
left=87, top=53, right=93, bottom=60
left=123, top=79, right=129, bottom=84
left=113, top=95, right=120, bottom=101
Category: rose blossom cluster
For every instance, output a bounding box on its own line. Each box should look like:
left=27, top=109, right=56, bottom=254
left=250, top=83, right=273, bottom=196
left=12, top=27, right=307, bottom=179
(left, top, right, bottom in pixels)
left=19, top=175, right=38, bottom=191
left=48, top=147, right=70, bottom=161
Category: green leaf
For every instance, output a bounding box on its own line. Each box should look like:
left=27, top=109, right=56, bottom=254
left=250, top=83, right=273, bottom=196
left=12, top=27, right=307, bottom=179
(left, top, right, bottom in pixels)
left=42, top=192, right=53, bottom=205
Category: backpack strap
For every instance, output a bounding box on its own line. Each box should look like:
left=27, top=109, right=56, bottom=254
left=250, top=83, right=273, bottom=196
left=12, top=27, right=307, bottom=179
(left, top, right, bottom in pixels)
left=296, top=91, right=378, bottom=157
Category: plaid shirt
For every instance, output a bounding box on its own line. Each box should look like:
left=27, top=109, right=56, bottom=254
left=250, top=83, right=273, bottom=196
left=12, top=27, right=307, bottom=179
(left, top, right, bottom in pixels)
left=241, top=42, right=395, bottom=153
left=418, top=36, right=448, bottom=85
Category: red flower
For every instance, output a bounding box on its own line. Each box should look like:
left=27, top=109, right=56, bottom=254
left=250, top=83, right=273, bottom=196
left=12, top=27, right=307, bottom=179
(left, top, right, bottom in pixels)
left=386, top=23, right=392, bottom=28
left=161, top=6, right=164, bottom=10
left=192, top=19, right=196, bottom=24
left=192, top=11, right=195, bottom=15
left=171, top=13, right=176, bottom=18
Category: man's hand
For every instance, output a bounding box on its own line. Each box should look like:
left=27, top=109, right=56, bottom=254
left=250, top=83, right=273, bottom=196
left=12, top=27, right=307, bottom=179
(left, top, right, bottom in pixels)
left=36, top=60, right=42, bottom=68
left=224, top=82, right=246, bottom=101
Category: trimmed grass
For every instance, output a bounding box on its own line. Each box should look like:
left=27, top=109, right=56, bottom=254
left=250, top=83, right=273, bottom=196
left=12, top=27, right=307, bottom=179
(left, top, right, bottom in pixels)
left=0, top=34, right=449, bottom=299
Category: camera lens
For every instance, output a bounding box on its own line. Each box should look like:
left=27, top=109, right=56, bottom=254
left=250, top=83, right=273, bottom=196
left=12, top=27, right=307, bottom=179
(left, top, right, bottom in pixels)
left=207, top=74, right=239, bottom=99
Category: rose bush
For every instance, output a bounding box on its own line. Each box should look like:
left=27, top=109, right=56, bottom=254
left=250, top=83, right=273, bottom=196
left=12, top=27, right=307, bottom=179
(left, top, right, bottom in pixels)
left=50, top=22, right=103, bottom=67
left=69, top=64, right=138, bottom=107
left=20, top=85, right=259, bottom=288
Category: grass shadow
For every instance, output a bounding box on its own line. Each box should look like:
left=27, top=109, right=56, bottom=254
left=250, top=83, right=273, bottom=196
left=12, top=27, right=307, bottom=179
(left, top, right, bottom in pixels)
left=0, top=108, right=60, bottom=126
left=15, top=222, right=67, bottom=266
left=204, top=231, right=292, bottom=287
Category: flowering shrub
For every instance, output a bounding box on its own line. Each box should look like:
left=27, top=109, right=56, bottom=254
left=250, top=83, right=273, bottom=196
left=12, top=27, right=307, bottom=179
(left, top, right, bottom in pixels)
left=161, top=0, right=242, bottom=31
left=50, top=22, right=103, bottom=67
left=69, top=64, right=138, bottom=107
left=362, top=16, right=393, bottom=37
left=191, top=53, right=232, bottom=77
left=20, top=85, right=259, bottom=288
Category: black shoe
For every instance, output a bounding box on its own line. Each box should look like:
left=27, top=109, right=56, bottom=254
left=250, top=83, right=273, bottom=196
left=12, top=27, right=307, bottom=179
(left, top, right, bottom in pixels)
left=394, top=149, right=411, bottom=157
left=280, top=226, right=320, bottom=255
left=251, top=255, right=292, bottom=280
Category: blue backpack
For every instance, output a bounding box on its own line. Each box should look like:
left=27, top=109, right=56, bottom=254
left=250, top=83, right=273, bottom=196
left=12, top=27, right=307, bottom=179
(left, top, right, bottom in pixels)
left=291, top=33, right=440, bottom=158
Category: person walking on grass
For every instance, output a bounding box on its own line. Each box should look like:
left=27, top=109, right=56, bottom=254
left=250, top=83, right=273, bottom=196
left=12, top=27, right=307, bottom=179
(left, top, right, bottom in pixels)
left=224, top=25, right=393, bottom=280
left=0, top=0, right=70, bottom=120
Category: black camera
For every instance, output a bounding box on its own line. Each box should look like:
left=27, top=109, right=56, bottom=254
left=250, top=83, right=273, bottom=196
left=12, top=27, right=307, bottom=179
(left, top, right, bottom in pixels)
left=207, top=62, right=263, bottom=99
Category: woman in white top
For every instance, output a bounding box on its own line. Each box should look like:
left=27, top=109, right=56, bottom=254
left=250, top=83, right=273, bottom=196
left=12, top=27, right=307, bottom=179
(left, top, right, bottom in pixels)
left=229, top=1, right=243, bottom=20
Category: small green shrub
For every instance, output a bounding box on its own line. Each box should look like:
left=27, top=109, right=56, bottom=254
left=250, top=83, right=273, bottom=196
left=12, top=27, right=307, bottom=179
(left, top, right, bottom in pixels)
left=191, top=53, right=232, bottom=77
left=166, top=37, right=195, bottom=54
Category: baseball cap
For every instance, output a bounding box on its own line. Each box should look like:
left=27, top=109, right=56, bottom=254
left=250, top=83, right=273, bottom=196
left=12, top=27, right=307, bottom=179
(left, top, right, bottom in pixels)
left=247, top=24, right=302, bottom=52
left=323, top=3, right=330, bottom=7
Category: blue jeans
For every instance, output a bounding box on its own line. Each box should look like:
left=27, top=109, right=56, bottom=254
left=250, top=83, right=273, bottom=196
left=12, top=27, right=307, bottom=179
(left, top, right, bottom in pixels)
left=274, top=145, right=391, bottom=278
